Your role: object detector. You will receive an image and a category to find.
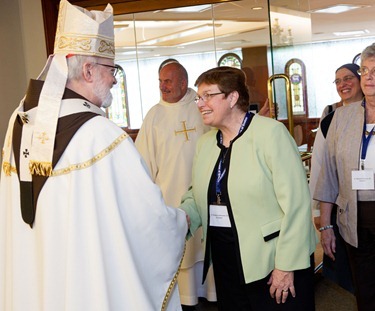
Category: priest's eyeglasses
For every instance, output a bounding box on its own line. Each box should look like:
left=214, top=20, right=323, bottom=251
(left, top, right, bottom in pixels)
left=94, top=63, right=120, bottom=77
left=333, top=75, right=355, bottom=85
left=195, top=92, right=225, bottom=104
left=357, top=67, right=375, bottom=77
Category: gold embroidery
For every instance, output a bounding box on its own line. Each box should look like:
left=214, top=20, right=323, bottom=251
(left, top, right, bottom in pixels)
left=51, top=132, right=128, bottom=177
left=57, top=36, right=92, bottom=51
left=161, top=242, right=186, bottom=311
left=2, top=162, right=13, bottom=176
left=98, top=40, right=115, bottom=55
left=174, top=121, right=196, bottom=142
left=29, top=161, right=53, bottom=176
left=37, top=132, right=49, bottom=144
left=1, top=133, right=128, bottom=177
left=2, top=162, right=17, bottom=176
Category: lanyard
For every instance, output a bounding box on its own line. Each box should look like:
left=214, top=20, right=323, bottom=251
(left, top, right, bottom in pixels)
left=361, top=100, right=375, bottom=170
left=216, top=112, right=251, bottom=202
left=361, top=125, right=375, bottom=170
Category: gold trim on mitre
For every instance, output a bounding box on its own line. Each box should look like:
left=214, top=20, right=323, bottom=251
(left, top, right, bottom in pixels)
left=54, top=0, right=114, bottom=59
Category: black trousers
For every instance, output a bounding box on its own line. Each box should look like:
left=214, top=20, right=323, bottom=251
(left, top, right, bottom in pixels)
left=212, top=250, right=315, bottom=311
left=345, top=201, right=375, bottom=311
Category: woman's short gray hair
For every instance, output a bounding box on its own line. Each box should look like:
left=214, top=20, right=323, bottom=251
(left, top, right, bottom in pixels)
left=361, top=43, right=375, bottom=63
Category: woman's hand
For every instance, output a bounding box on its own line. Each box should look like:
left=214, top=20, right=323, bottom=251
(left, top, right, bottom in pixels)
left=258, top=99, right=276, bottom=118
left=185, top=213, right=191, bottom=228
left=321, top=228, right=336, bottom=260
left=319, top=202, right=336, bottom=260
left=267, top=269, right=295, bottom=304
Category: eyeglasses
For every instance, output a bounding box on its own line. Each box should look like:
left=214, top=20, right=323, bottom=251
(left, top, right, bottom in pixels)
left=357, top=67, right=375, bottom=77
left=333, top=75, right=355, bottom=85
left=194, top=92, right=225, bottom=104
left=94, top=63, right=120, bottom=77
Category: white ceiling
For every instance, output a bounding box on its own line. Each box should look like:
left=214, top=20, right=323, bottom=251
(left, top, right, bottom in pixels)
left=113, top=0, right=375, bottom=60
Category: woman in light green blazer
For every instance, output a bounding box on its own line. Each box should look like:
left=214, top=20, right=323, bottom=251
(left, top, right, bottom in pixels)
left=180, top=66, right=317, bottom=311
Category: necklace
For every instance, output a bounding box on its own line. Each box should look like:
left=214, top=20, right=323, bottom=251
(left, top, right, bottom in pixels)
left=365, top=130, right=375, bottom=136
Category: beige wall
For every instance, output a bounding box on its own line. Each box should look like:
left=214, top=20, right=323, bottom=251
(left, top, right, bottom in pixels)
left=0, top=0, right=46, bottom=155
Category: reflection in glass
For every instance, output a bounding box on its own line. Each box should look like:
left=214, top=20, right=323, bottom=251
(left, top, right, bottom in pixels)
left=112, top=1, right=271, bottom=128
left=109, top=0, right=375, bottom=130
left=106, top=65, right=129, bottom=128
left=285, top=58, right=308, bottom=116
left=218, top=53, right=242, bottom=68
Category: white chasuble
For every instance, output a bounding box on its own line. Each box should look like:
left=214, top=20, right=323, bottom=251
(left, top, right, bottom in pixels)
left=0, top=112, right=187, bottom=311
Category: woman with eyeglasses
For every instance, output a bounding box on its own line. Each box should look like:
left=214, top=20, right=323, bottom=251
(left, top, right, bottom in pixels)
left=179, top=66, right=317, bottom=310
left=309, top=63, right=363, bottom=294
left=315, top=43, right=375, bottom=311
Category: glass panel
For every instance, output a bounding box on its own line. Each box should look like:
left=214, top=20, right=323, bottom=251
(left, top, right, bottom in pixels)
left=268, top=0, right=375, bottom=150
left=106, top=65, right=129, bottom=127
left=112, top=13, right=142, bottom=129
left=113, top=0, right=271, bottom=129
left=109, top=0, right=375, bottom=149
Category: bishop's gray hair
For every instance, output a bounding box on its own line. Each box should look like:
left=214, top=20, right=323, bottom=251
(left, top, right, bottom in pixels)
left=67, top=55, right=98, bottom=81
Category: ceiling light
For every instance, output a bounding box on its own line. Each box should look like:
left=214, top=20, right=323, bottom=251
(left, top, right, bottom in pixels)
left=139, top=24, right=221, bottom=46
left=114, top=21, right=129, bottom=28
left=177, top=37, right=214, bottom=46
left=156, top=5, right=212, bottom=13
left=333, top=29, right=370, bottom=36
left=252, top=6, right=264, bottom=10
left=310, top=4, right=366, bottom=14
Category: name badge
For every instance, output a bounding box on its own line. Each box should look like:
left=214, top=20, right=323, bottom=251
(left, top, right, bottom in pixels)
left=209, top=204, right=231, bottom=228
left=352, top=170, right=375, bottom=190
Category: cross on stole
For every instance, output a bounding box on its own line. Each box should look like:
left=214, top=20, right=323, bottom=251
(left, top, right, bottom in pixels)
left=23, top=149, right=30, bottom=158
left=37, top=132, right=49, bottom=144
left=174, top=121, right=196, bottom=141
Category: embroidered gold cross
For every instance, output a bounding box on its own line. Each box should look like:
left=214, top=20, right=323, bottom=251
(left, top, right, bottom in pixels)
left=37, top=132, right=49, bottom=144
left=175, top=121, right=196, bottom=142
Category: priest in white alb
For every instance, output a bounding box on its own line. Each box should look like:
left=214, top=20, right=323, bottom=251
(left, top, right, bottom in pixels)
left=135, top=61, right=216, bottom=309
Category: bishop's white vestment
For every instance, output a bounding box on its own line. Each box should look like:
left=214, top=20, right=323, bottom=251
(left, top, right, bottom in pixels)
left=0, top=83, right=187, bottom=311
left=135, top=88, right=216, bottom=305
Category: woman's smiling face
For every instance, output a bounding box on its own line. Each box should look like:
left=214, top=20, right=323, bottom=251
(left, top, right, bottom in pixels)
left=196, top=83, right=231, bottom=128
left=334, top=67, right=362, bottom=103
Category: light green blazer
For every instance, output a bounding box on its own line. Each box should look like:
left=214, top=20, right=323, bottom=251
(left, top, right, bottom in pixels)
left=180, top=114, right=317, bottom=283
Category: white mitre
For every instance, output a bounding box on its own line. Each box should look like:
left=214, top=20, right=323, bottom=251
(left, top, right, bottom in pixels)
left=54, top=0, right=114, bottom=59
left=2, top=0, right=114, bottom=178
left=28, top=0, right=114, bottom=179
